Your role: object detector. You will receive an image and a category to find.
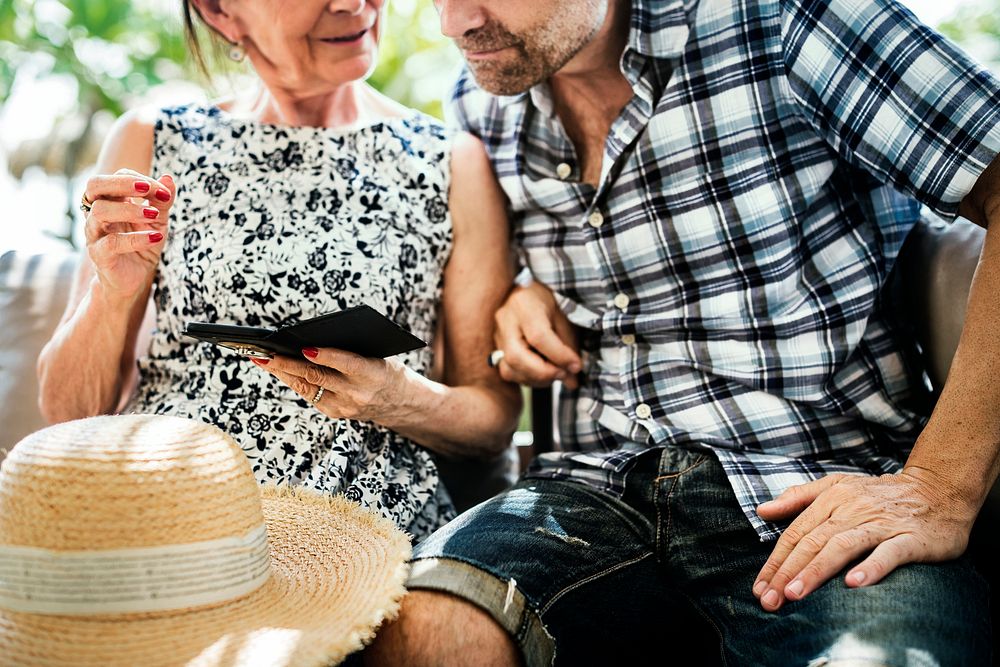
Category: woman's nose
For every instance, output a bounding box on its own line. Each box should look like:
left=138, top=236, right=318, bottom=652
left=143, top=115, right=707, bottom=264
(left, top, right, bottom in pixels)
left=326, top=0, right=365, bottom=15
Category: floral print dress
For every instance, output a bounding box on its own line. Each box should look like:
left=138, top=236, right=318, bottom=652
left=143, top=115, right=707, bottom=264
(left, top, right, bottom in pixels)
left=126, top=105, right=455, bottom=540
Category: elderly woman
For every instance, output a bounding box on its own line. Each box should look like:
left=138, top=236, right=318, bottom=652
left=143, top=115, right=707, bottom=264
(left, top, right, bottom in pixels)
left=37, top=0, right=521, bottom=541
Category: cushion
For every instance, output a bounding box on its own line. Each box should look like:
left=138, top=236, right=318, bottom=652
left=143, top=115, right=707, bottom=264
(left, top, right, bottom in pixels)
left=0, top=250, right=77, bottom=458
left=895, top=217, right=986, bottom=391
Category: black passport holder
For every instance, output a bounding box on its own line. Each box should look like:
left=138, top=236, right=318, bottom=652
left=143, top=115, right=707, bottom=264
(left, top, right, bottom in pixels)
left=184, top=305, right=426, bottom=359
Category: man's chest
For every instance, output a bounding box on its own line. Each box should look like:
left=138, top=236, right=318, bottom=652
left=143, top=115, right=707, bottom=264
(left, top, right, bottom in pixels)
left=494, top=76, right=845, bottom=317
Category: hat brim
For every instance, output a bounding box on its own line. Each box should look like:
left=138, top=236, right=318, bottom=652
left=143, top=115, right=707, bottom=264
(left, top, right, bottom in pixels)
left=0, top=486, right=412, bottom=667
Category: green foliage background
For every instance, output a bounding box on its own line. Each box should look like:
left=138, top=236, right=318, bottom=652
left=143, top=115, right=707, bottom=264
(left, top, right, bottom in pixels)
left=0, top=0, right=457, bottom=243
left=0, top=0, right=455, bottom=114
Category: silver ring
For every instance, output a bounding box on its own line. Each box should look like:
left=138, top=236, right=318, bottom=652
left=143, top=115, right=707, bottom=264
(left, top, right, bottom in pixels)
left=79, top=193, right=94, bottom=215
left=311, top=386, right=325, bottom=404
left=487, top=349, right=505, bottom=368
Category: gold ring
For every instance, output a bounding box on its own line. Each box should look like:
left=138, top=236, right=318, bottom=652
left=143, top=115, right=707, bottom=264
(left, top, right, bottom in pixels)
left=311, top=386, right=325, bottom=404
left=79, top=193, right=94, bottom=215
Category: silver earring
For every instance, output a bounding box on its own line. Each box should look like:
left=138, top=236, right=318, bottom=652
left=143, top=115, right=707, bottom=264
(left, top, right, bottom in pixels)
left=228, top=41, right=246, bottom=62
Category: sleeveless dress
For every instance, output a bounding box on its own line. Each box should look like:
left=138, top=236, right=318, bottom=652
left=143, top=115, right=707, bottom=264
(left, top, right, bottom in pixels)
left=126, top=104, right=456, bottom=541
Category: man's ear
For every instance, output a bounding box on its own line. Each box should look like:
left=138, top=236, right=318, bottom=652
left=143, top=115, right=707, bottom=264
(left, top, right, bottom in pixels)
left=189, top=0, right=243, bottom=44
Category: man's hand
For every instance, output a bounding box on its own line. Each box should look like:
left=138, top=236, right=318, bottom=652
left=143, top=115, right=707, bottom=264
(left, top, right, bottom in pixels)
left=494, top=281, right=582, bottom=388
left=752, top=469, right=979, bottom=612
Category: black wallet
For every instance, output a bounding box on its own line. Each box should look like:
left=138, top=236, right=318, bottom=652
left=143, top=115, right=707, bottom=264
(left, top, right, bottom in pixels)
left=183, top=305, right=426, bottom=359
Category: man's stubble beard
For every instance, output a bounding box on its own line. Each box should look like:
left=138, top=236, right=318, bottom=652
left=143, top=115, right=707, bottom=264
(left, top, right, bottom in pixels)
left=458, top=1, right=604, bottom=96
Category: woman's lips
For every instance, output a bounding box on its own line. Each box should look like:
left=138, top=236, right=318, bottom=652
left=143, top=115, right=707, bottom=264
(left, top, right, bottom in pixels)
left=320, top=29, right=368, bottom=45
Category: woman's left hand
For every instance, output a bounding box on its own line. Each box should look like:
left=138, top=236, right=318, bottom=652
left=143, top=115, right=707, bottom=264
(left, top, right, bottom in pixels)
left=250, top=347, right=409, bottom=423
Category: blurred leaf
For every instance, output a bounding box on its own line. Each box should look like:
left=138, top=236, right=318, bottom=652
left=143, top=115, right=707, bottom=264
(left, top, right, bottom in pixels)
left=938, top=0, right=1000, bottom=70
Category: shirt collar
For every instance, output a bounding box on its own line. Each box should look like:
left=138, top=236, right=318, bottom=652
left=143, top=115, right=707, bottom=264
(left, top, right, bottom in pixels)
left=628, top=0, right=696, bottom=61
left=496, top=0, right=697, bottom=111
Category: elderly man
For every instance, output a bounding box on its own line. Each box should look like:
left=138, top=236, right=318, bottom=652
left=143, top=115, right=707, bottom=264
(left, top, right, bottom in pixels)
left=369, top=0, right=1000, bottom=664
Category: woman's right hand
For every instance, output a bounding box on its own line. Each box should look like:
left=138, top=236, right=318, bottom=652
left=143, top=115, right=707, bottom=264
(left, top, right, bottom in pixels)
left=83, top=168, right=176, bottom=302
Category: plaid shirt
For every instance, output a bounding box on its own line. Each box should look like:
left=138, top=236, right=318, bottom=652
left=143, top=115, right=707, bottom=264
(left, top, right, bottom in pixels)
left=447, top=0, right=1000, bottom=540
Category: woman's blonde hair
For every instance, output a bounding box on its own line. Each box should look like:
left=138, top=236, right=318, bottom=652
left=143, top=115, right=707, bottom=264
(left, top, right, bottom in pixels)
left=181, top=0, right=223, bottom=78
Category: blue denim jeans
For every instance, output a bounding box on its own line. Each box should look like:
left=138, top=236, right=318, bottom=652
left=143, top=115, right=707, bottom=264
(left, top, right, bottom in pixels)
left=409, top=447, right=991, bottom=666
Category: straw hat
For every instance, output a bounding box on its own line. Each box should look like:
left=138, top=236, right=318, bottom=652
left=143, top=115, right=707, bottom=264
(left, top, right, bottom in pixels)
left=0, top=414, right=411, bottom=667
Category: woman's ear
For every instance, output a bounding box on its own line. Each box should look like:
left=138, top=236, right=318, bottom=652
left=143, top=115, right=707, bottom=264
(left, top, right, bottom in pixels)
left=189, top=0, right=243, bottom=44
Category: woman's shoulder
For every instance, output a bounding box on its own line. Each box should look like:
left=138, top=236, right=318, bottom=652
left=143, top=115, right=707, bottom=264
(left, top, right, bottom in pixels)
left=96, top=106, right=165, bottom=173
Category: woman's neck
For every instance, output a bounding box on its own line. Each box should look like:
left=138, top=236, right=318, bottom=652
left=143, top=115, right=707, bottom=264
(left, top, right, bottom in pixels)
left=251, top=81, right=373, bottom=128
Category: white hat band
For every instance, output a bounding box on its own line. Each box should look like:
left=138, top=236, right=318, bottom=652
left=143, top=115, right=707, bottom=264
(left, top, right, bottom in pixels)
left=0, top=525, right=271, bottom=615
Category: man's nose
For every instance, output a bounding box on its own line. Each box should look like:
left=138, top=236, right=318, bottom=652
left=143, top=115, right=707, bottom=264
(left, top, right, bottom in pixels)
left=435, top=0, right=488, bottom=39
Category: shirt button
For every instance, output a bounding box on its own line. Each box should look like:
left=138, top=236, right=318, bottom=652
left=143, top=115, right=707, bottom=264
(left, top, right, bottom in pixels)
left=588, top=211, right=605, bottom=228
left=636, top=403, right=652, bottom=419
left=556, top=162, right=572, bottom=179
left=613, top=293, right=630, bottom=310
left=621, top=334, right=636, bottom=345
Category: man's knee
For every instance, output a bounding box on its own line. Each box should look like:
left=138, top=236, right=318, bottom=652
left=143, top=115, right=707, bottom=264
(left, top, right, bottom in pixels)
left=365, top=589, right=522, bottom=667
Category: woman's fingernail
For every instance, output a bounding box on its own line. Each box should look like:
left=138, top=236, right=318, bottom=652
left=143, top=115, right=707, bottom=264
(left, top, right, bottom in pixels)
left=752, top=580, right=767, bottom=596
left=134, top=181, right=150, bottom=193
left=148, top=232, right=163, bottom=243
left=162, top=174, right=174, bottom=184
left=251, top=358, right=269, bottom=366
left=143, top=207, right=159, bottom=219
left=787, top=580, right=804, bottom=598
left=302, top=347, right=319, bottom=358
left=155, top=189, right=171, bottom=202
left=569, top=363, right=582, bottom=373
left=762, top=589, right=779, bottom=608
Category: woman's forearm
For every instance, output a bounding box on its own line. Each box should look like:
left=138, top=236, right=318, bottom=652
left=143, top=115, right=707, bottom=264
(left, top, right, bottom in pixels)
left=379, top=368, right=522, bottom=459
left=37, top=277, right=146, bottom=423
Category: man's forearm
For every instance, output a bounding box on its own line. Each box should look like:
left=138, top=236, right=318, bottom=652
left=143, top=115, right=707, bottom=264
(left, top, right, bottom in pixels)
left=904, top=214, right=1000, bottom=512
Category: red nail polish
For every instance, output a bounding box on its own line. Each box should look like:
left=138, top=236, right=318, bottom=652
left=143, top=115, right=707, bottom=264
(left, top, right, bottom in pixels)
left=251, top=358, right=269, bottom=366
left=143, top=208, right=159, bottom=219
left=155, top=189, right=171, bottom=202
left=134, top=181, right=150, bottom=193
left=302, top=348, right=319, bottom=358
left=149, top=232, right=163, bottom=243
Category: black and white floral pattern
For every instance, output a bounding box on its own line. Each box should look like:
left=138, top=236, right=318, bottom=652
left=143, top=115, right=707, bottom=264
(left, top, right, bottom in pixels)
left=127, top=105, right=455, bottom=541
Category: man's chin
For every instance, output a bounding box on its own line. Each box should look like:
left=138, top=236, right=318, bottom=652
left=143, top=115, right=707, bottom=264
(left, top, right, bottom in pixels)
left=466, top=63, right=541, bottom=97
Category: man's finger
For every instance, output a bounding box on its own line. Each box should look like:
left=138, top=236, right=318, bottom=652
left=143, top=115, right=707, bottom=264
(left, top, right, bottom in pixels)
left=756, top=475, right=844, bottom=521
left=497, top=335, right=564, bottom=386
left=495, top=307, right=564, bottom=385
left=519, top=311, right=579, bottom=367
left=551, top=311, right=582, bottom=389
left=784, top=526, right=883, bottom=601
left=846, top=534, right=916, bottom=588
left=763, top=515, right=876, bottom=609
left=753, top=499, right=834, bottom=606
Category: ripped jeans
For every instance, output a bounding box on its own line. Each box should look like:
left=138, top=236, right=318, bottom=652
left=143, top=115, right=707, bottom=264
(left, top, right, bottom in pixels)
left=408, top=446, right=991, bottom=666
